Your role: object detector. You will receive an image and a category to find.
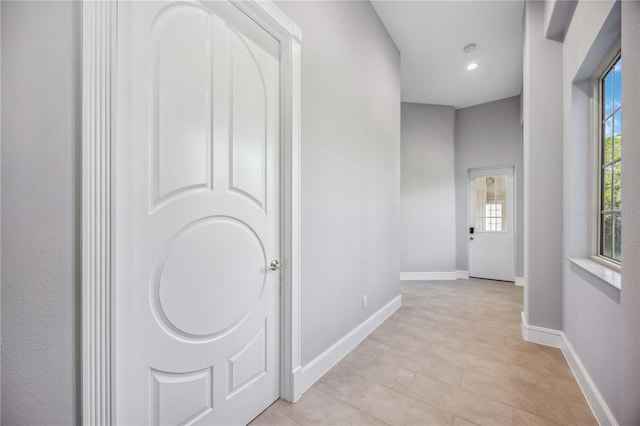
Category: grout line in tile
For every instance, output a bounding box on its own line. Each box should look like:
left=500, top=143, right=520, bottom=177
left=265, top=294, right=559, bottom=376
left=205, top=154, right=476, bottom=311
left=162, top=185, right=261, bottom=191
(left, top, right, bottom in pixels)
left=313, top=382, right=393, bottom=426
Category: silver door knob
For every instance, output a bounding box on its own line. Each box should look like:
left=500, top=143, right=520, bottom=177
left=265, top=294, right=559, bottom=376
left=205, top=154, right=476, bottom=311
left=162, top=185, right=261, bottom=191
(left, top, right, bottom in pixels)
left=270, top=260, right=283, bottom=271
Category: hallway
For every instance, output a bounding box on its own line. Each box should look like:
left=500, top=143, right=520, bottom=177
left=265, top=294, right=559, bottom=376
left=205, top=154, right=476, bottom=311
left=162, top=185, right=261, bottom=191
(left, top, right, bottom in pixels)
left=252, top=280, right=596, bottom=425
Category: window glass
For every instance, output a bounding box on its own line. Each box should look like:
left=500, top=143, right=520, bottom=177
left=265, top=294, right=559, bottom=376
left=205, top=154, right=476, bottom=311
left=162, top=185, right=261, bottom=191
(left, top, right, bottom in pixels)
left=600, top=55, right=622, bottom=263
left=474, top=175, right=507, bottom=232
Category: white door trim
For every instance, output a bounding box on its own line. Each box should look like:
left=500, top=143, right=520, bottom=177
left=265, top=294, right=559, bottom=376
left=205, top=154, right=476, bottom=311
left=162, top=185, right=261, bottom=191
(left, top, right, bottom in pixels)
left=81, top=2, right=302, bottom=424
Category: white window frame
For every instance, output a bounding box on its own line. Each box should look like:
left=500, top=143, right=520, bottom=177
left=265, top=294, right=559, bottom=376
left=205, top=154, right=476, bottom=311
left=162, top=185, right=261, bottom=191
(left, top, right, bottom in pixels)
left=591, top=44, right=621, bottom=271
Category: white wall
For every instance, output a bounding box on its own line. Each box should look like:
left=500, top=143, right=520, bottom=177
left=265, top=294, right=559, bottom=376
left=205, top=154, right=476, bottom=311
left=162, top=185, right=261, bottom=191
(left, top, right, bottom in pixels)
left=245, top=1, right=402, bottom=368
left=522, top=1, right=563, bottom=330
left=400, top=103, right=456, bottom=274
left=1, top=1, right=80, bottom=424
left=454, top=96, right=524, bottom=278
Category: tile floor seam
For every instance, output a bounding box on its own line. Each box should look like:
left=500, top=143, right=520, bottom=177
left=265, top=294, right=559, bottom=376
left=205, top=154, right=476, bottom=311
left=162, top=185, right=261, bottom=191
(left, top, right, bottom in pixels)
left=462, top=367, right=585, bottom=425
left=352, top=348, right=466, bottom=390
left=323, top=361, right=460, bottom=425
left=458, top=366, right=563, bottom=423
left=313, top=385, right=394, bottom=426
left=390, top=319, right=512, bottom=351
left=516, top=407, right=570, bottom=426
left=345, top=364, right=515, bottom=426
left=330, top=359, right=424, bottom=403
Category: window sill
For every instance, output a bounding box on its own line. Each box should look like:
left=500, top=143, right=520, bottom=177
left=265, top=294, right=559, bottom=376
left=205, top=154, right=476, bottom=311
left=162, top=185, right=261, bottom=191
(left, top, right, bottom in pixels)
left=568, top=257, right=621, bottom=290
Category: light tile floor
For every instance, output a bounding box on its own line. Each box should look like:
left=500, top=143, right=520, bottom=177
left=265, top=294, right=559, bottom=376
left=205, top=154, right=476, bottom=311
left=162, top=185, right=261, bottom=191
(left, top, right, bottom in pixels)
left=250, top=279, right=597, bottom=425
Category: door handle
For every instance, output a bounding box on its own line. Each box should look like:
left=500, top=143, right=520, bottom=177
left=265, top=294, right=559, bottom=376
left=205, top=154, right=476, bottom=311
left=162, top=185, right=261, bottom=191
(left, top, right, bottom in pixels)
left=469, top=237, right=474, bottom=240
left=269, top=260, right=283, bottom=271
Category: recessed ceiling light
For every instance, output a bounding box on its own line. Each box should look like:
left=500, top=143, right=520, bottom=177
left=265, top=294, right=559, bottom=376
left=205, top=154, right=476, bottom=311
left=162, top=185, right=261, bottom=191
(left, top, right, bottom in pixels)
left=467, top=62, right=478, bottom=71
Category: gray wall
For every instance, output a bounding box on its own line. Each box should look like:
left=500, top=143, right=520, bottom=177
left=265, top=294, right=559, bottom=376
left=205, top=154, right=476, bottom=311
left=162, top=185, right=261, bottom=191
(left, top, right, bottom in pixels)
left=522, top=0, right=563, bottom=330
left=1, top=1, right=80, bottom=424
left=274, top=1, right=401, bottom=365
left=620, top=1, right=640, bottom=422
left=454, top=96, right=524, bottom=278
left=400, top=103, right=456, bottom=273
left=559, top=0, right=621, bottom=418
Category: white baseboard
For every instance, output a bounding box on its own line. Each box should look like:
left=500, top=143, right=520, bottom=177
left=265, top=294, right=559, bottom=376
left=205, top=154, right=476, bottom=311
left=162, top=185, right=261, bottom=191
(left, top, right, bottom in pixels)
left=521, top=312, right=618, bottom=426
left=400, top=271, right=456, bottom=281
left=515, top=276, right=525, bottom=287
left=456, top=270, right=469, bottom=279
left=561, top=336, right=619, bottom=426
left=520, top=311, right=563, bottom=347
left=292, top=294, right=402, bottom=401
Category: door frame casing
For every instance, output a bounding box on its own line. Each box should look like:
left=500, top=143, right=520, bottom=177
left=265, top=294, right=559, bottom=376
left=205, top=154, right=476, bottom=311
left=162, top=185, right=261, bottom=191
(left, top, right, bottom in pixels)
left=81, top=2, right=302, bottom=424
left=467, top=165, right=516, bottom=280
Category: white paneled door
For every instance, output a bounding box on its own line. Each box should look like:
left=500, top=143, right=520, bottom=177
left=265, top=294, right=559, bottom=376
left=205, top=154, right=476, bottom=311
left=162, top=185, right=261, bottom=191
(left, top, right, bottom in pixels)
left=468, top=167, right=515, bottom=282
left=115, top=1, right=281, bottom=424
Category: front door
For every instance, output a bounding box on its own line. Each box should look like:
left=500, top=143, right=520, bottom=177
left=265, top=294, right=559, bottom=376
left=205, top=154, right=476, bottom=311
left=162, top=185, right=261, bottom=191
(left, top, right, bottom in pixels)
left=468, top=167, right=515, bottom=282
left=115, top=1, right=281, bottom=424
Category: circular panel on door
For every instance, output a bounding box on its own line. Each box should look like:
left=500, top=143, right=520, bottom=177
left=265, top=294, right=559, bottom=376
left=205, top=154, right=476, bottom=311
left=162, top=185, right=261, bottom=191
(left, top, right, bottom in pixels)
left=152, top=216, right=266, bottom=341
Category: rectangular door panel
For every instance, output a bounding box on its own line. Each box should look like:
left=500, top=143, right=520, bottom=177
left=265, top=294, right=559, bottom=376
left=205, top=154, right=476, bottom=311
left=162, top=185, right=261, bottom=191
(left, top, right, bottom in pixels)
left=152, top=6, right=213, bottom=209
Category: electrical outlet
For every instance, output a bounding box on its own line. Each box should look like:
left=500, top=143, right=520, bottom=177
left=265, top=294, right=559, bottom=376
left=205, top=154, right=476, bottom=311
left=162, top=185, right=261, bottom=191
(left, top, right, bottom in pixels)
left=363, top=294, right=367, bottom=308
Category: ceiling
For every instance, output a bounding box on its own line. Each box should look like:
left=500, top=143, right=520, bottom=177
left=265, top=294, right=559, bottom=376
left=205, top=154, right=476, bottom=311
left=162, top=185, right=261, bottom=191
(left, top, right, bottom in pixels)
left=371, top=0, right=525, bottom=109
